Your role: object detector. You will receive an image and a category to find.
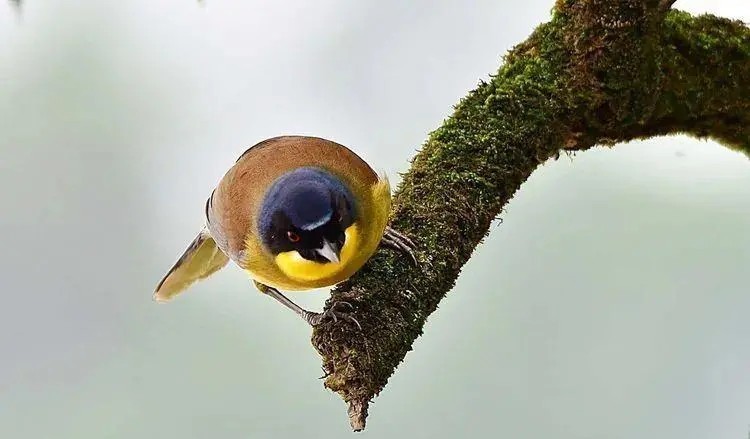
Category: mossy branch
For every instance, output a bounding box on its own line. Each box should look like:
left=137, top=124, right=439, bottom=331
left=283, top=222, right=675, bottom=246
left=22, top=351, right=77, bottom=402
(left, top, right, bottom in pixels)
left=311, top=0, right=750, bottom=431
left=659, top=0, right=677, bottom=12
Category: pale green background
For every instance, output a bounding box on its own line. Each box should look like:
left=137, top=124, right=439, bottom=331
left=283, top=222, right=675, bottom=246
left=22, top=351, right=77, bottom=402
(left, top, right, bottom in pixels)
left=1, top=1, right=748, bottom=438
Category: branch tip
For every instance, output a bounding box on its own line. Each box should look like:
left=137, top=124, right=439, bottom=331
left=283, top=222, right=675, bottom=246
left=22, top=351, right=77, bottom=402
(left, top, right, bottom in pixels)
left=347, top=399, right=369, bottom=432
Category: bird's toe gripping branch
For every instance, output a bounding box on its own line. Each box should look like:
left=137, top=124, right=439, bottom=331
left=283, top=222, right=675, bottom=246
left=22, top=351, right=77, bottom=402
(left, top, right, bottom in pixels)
left=304, top=301, right=362, bottom=330
left=380, top=226, right=419, bottom=265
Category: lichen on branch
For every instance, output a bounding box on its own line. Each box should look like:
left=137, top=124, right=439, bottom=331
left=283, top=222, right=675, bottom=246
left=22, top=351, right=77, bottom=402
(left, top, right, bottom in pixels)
left=311, top=0, right=750, bottom=431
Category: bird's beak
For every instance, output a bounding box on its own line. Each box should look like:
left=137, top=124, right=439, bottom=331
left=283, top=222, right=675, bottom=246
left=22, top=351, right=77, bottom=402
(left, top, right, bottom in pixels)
left=315, top=239, right=341, bottom=264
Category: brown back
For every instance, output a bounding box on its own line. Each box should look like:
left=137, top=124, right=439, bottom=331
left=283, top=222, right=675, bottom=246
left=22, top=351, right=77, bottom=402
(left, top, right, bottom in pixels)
left=206, top=136, right=379, bottom=265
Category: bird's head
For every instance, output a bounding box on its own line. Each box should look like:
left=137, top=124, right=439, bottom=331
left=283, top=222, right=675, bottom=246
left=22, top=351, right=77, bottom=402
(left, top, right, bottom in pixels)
left=258, top=167, right=358, bottom=279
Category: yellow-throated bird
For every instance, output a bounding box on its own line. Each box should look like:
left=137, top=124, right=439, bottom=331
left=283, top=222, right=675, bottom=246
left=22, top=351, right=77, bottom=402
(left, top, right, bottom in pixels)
left=154, top=136, right=415, bottom=327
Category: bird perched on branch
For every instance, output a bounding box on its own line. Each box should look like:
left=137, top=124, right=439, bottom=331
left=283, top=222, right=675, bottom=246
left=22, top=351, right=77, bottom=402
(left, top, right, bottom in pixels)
left=154, top=136, right=415, bottom=327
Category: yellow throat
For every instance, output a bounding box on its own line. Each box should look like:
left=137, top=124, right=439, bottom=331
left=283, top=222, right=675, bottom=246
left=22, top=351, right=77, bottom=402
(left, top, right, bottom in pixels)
left=274, top=225, right=361, bottom=283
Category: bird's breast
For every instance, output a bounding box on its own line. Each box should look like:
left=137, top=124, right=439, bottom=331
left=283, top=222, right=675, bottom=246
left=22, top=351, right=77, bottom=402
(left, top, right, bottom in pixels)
left=244, top=223, right=378, bottom=291
left=273, top=225, right=362, bottom=284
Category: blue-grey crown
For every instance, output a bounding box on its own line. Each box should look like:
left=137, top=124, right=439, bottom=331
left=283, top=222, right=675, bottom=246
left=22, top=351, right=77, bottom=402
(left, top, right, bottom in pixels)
left=258, top=167, right=355, bottom=244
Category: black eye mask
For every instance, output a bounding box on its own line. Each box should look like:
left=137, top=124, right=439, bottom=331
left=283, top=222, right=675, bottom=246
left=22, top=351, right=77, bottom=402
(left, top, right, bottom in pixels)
left=258, top=167, right=358, bottom=257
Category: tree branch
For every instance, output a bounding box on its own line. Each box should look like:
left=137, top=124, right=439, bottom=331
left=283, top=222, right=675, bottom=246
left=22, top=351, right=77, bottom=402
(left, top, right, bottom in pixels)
left=659, top=0, right=677, bottom=12
left=311, top=0, right=750, bottom=430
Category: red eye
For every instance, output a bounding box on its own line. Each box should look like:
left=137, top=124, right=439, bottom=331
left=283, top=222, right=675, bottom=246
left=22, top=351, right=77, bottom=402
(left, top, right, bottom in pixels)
left=287, top=231, right=300, bottom=243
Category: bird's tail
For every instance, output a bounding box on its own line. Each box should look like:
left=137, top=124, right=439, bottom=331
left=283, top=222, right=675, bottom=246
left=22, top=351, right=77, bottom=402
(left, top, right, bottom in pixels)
left=153, top=228, right=229, bottom=302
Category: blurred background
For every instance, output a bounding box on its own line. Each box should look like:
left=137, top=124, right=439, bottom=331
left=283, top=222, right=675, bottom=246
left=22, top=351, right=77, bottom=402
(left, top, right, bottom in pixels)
left=1, top=1, right=748, bottom=438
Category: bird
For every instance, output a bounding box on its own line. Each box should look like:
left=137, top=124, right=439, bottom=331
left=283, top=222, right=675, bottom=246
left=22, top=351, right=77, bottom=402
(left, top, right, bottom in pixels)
left=154, top=136, right=416, bottom=327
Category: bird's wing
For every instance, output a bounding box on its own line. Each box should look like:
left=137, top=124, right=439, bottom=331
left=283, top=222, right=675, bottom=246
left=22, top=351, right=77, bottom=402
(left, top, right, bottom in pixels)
left=153, top=228, right=229, bottom=302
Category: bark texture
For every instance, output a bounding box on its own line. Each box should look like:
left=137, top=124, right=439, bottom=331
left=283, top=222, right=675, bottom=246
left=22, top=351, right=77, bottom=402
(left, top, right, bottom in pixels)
left=311, top=0, right=750, bottom=431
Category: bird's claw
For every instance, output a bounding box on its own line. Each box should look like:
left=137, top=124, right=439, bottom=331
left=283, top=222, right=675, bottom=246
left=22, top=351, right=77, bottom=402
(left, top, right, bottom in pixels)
left=381, top=226, right=418, bottom=265
left=304, top=301, right=362, bottom=330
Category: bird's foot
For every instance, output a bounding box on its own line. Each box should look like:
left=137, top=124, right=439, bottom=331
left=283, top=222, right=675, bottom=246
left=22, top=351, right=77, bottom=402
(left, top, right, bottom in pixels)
left=303, top=301, right=362, bottom=330
left=380, top=226, right=418, bottom=265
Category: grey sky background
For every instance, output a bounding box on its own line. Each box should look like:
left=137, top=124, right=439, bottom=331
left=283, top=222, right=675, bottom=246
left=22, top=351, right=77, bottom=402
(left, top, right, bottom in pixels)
left=1, top=1, right=748, bottom=438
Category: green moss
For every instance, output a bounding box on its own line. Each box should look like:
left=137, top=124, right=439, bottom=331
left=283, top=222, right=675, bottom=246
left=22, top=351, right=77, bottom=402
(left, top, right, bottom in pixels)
left=312, top=3, right=750, bottom=430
